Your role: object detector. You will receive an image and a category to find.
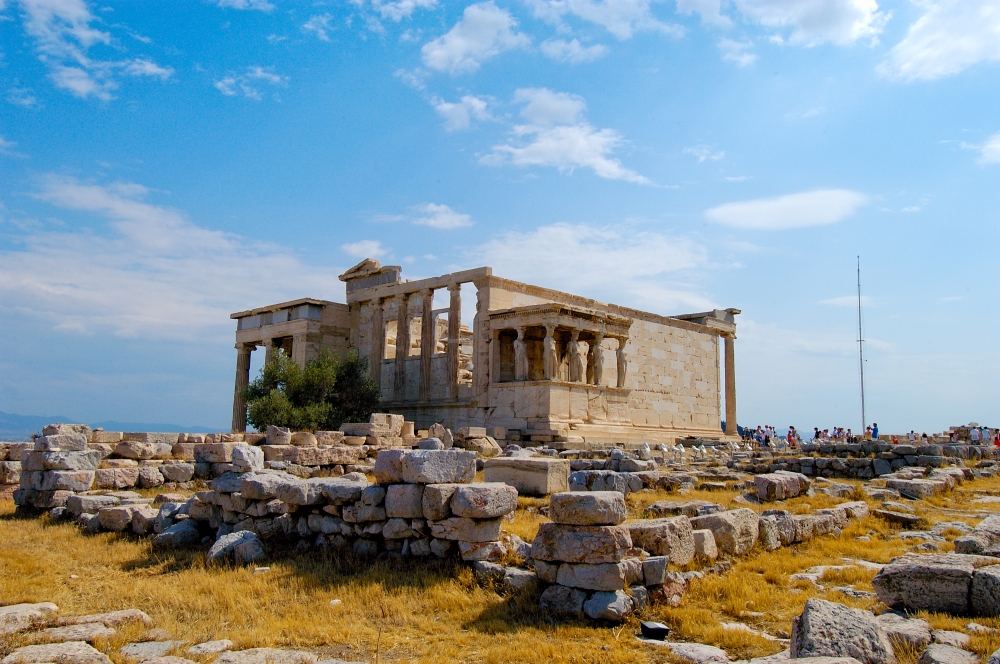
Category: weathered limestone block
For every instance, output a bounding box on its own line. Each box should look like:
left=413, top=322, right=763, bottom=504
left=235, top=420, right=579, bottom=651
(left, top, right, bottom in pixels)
left=67, top=494, right=120, bottom=517
left=693, top=529, right=718, bottom=561
left=422, top=483, right=458, bottom=521
left=429, top=516, right=502, bottom=542
left=586, top=590, right=635, bottom=622
left=123, top=432, right=179, bottom=445
left=44, top=424, right=92, bottom=437
left=755, top=472, right=810, bottom=501
left=152, top=519, right=201, bottom=549
left=384, top=484, right=424, bottom=519
left=885, top=479, right=943, bottom=499
left=40, top=471, right=95, bottom=492
left=956, top=515, right=1000, bottom=555
left=315, top=431, right=345, bottom=446
left=114, top=442, right=157, bottom=460
left=99, top=459, right=137, bottom=469
left=458, top=541, right=506, bottom=561
left=265, top=426, right=292, bottom=446
left=450, top=483, right=518, bottom=519
left=919, top=645, right=978, bottom=664
left=539, top=585, right=586, bottom=617
left=131, top=506, right=159, bottom=535
left=231, top=446, right=264, bottom=473
left=34, top=434, right=88, bottom=452
left=291, top=446, right=361, bottom=467
left=206, top=531, right=265, bottom=565
left=260, top=445, right=296, bottom=462
left=194, top=443, right=237, bottom=463
left=315, top=474, right=369, bottom=504
left=971, top=564, right=1000, bottom=616
left=138, top=467, right=164, bottom=488
left=210, top=471, right=253, bottom=493
left=402, top=450, right=476, bottom=484
left=239, top=473, right=286, bottom=500
left=381, top=518, right=414, bottom=539
left=627, top=517, right=695, bottom=565
left=1, top=640, right=113, bottom=664
left=549, top=491, right=626, bottom=526
left=0, top=461, right=20, bottom=484
left=531, top=523, right=632, bottom=564
left=289, top=432, right=317, bottom=447
left=214, top=649, right=316, bottom=664
left=569, top=470, right=636, bottom=494
left=556, top=562, right=630, bottom=591
left=690, top=508, right=759, bottom=555
left=274, top=478, right=325, bottom=505
left=758, top=516, right=781, bottom=551
left=91, top=431, right=123, bottom=444
left=483, top=457, right=569, bottom=496
left=872, top=553, right=1000, bottom=615
left=98, top=505, right=139, bottom=531
left=93, top=468, right=140, bottom=489
left=0, top=602, right=59, bottom=636
left=791, top=599, right=896, bottom=664
left=33, top=451, right=102, bottom=471
left=841, top=501, right=871, bottom=520
left=875, top=614, right=932, bottom=650
left=160, top=463, right=195, bottom=483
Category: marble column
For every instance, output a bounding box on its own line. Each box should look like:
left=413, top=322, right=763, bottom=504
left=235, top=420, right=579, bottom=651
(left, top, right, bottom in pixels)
left=724, top=333, right=737, bottom=435
left=543, top=324, right=558, bottom=380
left=447, top=284, right=461, bottom=399
left=419, top=288, right=434, bottom=401
left=263, top=338, right=276, bottom=366
left=370, top=298, right=385, bottom=388
left=394, top=292, right=411, bottom=401
left=231, top=343, right=253, bottom=433
left=616, top=337, right=628, bottom=388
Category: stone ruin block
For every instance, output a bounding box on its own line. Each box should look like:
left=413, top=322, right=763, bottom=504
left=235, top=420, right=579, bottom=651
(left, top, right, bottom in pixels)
left=34, top=435, right=88, bottom=452
left=627, top=517, right=695, bottom=565
left=531, top=523, right=632, bottom=564
left=374, top=449, right=476, bottom=485
left=123, top=432, right=179, bottom=445
left=549, top=491, right=626, bottom=526
left=43, top=424, right=92, bottom=437
left=484, top=457, right=570, bottom=496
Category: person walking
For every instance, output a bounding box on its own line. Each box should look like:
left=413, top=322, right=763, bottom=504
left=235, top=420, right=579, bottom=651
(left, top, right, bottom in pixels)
left=971, top=427, right=981, bottom=444
left=872, top=423, right=879, bottom=440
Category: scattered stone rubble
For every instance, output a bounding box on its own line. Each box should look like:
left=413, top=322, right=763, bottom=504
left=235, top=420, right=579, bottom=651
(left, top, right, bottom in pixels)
left=0, top=603, right=364, bottom=664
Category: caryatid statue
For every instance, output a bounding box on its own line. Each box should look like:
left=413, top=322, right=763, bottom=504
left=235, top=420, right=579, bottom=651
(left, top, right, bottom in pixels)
left=616, top=339, right=628, bottom=388
left=592, top=333, right=604, bottom=386
left=568, top=329, right=584, bottom=383
left=543, top=324, right=558, bottom=380
left=514, top=327, right=529, bottom=381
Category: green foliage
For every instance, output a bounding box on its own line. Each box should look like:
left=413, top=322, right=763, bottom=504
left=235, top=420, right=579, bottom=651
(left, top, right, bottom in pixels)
left=244, top=350, right=380, bottom=432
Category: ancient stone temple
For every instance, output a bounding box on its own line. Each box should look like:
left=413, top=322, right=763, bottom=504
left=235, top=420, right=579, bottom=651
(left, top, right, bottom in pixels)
left=230, top=259, right=739, bottom=446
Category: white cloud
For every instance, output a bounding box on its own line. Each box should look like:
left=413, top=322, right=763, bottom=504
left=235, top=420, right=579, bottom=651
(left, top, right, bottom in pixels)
left=214, top=66, right=287, bottom=100
left=980, top=132, right=1000, bottom=164
left=421, top=2, right=530, bottom=74
left=685, top=144, right=725, bottom=162
left=6, top=87, right=39, bottom=107
left=413, top=203, right=473, bottom=229
left=16, top=0, right=173, bottom=100
left=394, top=68, right=427, bottom=90
left=302, top=13, right=334, bottom=41
left=368, top=0, right=438, bottom=21
left=483, top=88, right=649, bottom=184
left=526, top=0, right=683, bottom=39
left=676, top=0, right=732, bottom=26
left=432, top=94, right=491, bottom=130
left=342, top=240, right=387, bottom=258
left=540, top=38, right=608, bottom=63
left=0, top=175, right=346, bottom=342
left=124, top=59, right=174, bottom=79
left=216, top=0, right=274, bottom=10
left=733, top=0, right=887, bottom=46
left=469, top=223, right=712, bottom=312
left=0, top=135, right=24, bottom=157
left=820, top=295, right=873, bottom=307
left=879, top=0, right=1000, bottom=81
left=705, top=189, right=868, bottom=229
left=718, top=38, right=756, bottom=66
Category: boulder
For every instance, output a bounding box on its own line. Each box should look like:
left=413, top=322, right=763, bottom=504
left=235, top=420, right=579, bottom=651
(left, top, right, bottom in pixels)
left=138, top=467, right=164, bottom=489
left=971, top=563, right=1000, bottom=616
left=159, top=463, right=195, bottom=483
left=422, top=484, right=458, bottom=521
left=549, top=491, right=626, bottom=526
left=289, top=432, right=317, bottom=447
left=28, top=624, right=115, bottom=644
left=932, top=631, right=970, bottom=649
left=875, top=614, right=931, bottom=649
left=918, top=645, right=977, bottom=664
left=0, top=603, right=59, bottom=636
left=152, top=520, right=202, bottom=549
left=791, top=599, right=896, bottom=664
left=66, top=494, right=119, bottom=517
left=627, top=517, right=695, bottom=565
left=539, top=585, right=586, bottom=617
left=449, top=483, right=518, bottom=519
left=97, top=505, right=139, bottom=531
left=374, top=449, right=476, bottom=484
left=187, top=641, right=234, bottom=656
left=531, top=523, right=632, bottom=564
left=115, top=441, right=157, bottom=460
left=955, top=515, right=1000, bottom=555
left=206, top=531, right=265, bottom=565
left=458, top=541, right=505, bottom=561
left=583, top=590, right=634, bottom=622
left=690, top=508, right=759, bottom=555
left=240, top=473, right=289, bottom=500
left=872, top=554, right=1000, bottom=615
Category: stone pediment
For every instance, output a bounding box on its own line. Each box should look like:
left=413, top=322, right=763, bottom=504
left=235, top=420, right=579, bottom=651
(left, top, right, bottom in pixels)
left=338, top=258, right=402, bottom=294
left=338, top=258, right=383, bottom=281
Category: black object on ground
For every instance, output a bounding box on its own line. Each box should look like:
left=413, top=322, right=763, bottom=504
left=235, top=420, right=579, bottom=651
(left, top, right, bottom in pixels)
left=640, top=621, right=671, bottom=640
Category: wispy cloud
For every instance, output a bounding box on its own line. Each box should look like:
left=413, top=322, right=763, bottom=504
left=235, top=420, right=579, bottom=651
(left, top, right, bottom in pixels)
left=540, top=38, right=608, bottom=63
left=685, top=144, right=725, bottom=162
left=342, top=240, right=387, bottom=258
left=718, top=38, right=756, bottom=66
left=705, top=189, right=868, bottom=230
left=412, top=203, right=472, bottom=229
left=978, top=132, right=1000, bottom=165
left=421, top=2, right=530, bottom=74
left=526, top=0, right=683, bottom=39
left=216, top=0, right=275, bottom=10
left=482, top=88, right=650, bottom=184
left=432, top=94, right=491, bottom=131
left=214, top=66, right=287, bottom=100
left=302, top=13, right=334, bottom=41
left=734, top=0, right=887, bottom=46
left=0, top=175, right=345, bottom=341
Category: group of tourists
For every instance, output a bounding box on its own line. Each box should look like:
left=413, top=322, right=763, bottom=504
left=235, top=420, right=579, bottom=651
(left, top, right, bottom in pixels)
left=739, top=423, right=998, bottom=448
left=810, top=423, right=879, bottom=443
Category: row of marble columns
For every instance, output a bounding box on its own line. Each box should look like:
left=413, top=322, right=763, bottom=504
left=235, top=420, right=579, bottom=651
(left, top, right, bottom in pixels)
left=231, top=336, right=302, bottom=432
left=506, top=325, right=629, bottom=388
left=367, top=283, right=463, bottom=403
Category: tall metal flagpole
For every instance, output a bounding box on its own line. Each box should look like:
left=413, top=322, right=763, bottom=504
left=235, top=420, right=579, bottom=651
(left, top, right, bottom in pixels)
left=857, top=256, right=867, bottom=431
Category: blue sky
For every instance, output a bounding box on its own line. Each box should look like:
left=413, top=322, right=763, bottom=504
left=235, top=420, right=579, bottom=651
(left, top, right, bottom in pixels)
left=0, top=0, right=998, bottom=434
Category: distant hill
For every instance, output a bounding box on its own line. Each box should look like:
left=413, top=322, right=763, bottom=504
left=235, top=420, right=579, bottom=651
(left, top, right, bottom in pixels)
left=0, top=411, right=219, bottom=441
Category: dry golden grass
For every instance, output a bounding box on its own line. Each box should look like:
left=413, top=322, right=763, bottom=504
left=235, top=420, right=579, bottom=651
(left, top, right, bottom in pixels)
left=3, top=470, right=1000, bottom=663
